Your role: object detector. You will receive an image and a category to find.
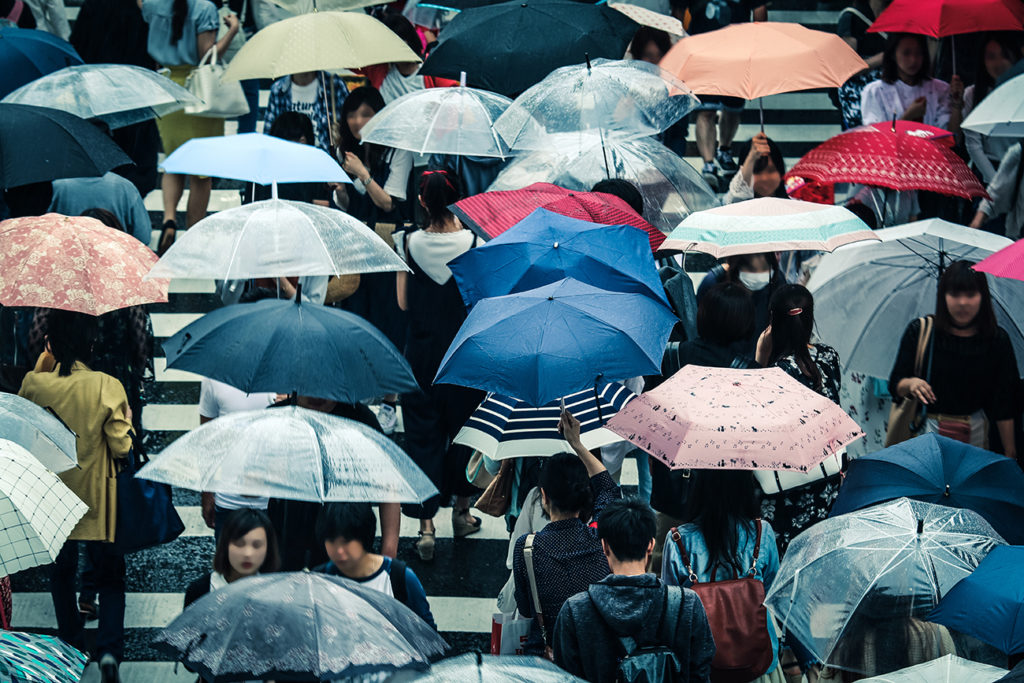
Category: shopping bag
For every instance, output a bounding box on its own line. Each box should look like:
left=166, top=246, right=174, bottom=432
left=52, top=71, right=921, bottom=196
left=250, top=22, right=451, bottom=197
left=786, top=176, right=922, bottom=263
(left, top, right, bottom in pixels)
left=491, top=612, right=531, bottom=655
left=112, top=439, right=185, bottom=554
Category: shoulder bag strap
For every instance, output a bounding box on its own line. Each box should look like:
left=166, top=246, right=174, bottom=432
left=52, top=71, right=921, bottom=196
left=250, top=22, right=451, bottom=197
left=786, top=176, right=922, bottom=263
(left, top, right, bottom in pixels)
left=389, top=558, right=408, bottom=606
left=920, top=316, right=935, bottom=384
left=912, top=316, right=931, bottom=378
left=669, top=527, right=698, bottom=584
left=749, top=519, right=763, bottom=576
left=523, top=533, right=549, bottom=642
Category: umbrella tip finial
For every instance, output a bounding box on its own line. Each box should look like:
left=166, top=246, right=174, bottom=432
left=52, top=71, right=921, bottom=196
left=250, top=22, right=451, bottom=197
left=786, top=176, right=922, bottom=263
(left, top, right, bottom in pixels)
left=547, top=296, right=554, bottom=301
left=891, top=113, right=897, bottom=133
left=585, top=52, right=592, bottom=72
left=460, top=71, right=467, bottom=88
left=916, top=519, right=924, bottom=534
left=944, top=484, right=950, bottom=497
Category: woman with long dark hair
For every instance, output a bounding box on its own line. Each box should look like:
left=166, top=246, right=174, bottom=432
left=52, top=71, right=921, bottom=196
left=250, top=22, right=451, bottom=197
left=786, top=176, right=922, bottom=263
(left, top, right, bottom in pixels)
left=861, top=33, right=960, bottom=130
left=697, top=253, right=786, bottom=357
left=963, top=33, right=1022, bottom=185
left=724, top=132, right=788, bottom=203
left=889, top=260, right=1018, bottom=457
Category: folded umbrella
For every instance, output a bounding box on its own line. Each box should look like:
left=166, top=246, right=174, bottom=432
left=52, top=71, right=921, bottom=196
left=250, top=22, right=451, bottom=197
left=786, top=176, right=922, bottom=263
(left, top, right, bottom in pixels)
left=867, top=0, right=1024, bottom=38
left=0, top=26, right=82, bottom=98
left=0, top=393, right=77, bottom=473
left=452, top=181, right=664, bottom=251
left=435, top=278, right=676, bottom=406
left=359, top=83, right=513, bottom=158
left=155, top=572, right=448, bottom=681
left=146, top=199, right=408, bottom=281
left=2, top=64, right=202, bottom=129
left=222, top=11, right=421, bottom=81
left=394, top=652, right=585, bottom=682
left=419, top=0, right=638, bottom=97
left=831, top=434, right=1024, bottom=544
left=662, top=197, right=879, bottom=258
left=494, top=58, right=697, bottom=151
left=454, top=380, right=637, bottom=460
left=606, top=365, right=864, bottom=471
left=963, top=73, right=1024, bottom=138
left=765, top=498, right=1004, bottom=673
left=163, top=295, right=419, bottom=403
left=975, top=238, right=1024, bottom=283
left=0, top=104, right=131, bottom=188
left=0, top=214, right=168, bottom=316
left=0, top=631, right=88, bottom=683
left=0, top=440, right=87, bottom=577
left=488, top=134, right=717, bottom=233
left=858, top=654, right=1009, bottom=682
left=929, top=546, right=1024, bottom=655
left=448, top=208, right=668, bottom=307
left=139, top=405, right=438, bottom=503
left=807, top=219, right=1024, bottom=377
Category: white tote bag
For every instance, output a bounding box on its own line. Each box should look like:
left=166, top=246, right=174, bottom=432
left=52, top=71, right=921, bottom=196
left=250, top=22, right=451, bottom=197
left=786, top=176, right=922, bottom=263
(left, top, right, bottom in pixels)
left=184, top=45, right=250, bottom=118
left=755, top=450, right=844, bottom=495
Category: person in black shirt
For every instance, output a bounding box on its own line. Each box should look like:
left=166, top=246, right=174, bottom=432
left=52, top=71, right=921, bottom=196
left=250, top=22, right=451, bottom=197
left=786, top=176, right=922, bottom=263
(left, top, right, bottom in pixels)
left=889, top=260, right=1019, bottom=459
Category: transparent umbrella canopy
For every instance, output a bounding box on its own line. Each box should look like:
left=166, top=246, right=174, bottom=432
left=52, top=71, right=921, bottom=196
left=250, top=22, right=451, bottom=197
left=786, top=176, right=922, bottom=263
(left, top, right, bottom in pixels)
left=392, top=652, right=586, bottom=682
left=359, top=83, right=514, bottom=157
left=494, top=58, right=698, bottom=151
left=487, top=134, right=717, bottom=233
left=1, top=64, right=201, bottom=129
left=765, top=498, right=1005, bottom=676
left=858, top=654, right=1009, bottom=682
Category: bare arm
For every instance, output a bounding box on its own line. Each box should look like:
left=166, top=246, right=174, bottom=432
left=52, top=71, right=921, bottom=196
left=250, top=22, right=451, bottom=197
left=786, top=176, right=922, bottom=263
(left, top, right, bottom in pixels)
left=396, top=271, right=408, bottom=311
left=997, top=419, right=1016, bottom=460
left=558, top=410, right=606, bottom=477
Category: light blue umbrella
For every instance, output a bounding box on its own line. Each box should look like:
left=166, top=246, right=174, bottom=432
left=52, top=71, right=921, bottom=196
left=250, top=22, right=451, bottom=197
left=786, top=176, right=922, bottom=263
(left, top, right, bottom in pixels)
left=962, top=72, right=1024, bottom=138
left=0, top=393, right=76, bottom=473
left=434, top=278, right=677, bottom=405
left=159, top=133, right=350, bottom=186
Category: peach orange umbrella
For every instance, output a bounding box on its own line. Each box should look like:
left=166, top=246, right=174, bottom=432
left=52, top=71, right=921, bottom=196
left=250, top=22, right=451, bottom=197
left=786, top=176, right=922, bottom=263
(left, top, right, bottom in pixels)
left=659, top=22, right=867, bottom=126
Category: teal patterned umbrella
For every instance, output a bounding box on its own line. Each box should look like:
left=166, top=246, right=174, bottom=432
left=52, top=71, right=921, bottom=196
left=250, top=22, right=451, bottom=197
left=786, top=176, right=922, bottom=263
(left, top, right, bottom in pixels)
left=0, top=632, right=87, bottom=683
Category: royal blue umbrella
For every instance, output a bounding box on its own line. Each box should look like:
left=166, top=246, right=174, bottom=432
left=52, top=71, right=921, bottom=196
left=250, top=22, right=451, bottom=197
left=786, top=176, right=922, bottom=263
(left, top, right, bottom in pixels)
left=830, top=433, right=1024, bottom=544
left=448, top=207, right=669, bottom=308
left=163, top=292, right=419, bottom=403
left=434, top=277, right=676, bottom=405
left=0, top=26, right=82, bottom=98
left=929, top=545, right=1024, bottom=654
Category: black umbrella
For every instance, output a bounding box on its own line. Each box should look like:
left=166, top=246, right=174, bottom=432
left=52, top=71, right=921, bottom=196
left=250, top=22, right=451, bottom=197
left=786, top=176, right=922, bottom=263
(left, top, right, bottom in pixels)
left=0, top=103, right=131, bottom=189
left=419, top=0, right=638, bottom=97
left=427, top=0, right=594, bottom=11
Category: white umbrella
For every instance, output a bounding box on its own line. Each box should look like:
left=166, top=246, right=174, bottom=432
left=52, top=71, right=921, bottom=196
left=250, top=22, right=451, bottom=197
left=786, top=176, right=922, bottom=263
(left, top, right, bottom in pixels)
left=494, top=58, right=697, bottom=151
left=138, top=406, right=438, bottom=504
left=487, top=134, right=716, bottom=233
left=359, top=81, right=514, bottom=157
left=858, top=655, right=1008, bottom=683
left=962, top=72, right=1024, bottom=138
left=1, top=64, right=202, bottom=129
left=145, top=199, right=409, bottom=281
left=0, top=393, right=77, bottom=473
left=807, top=219, right=1024, bottom=377
left=0, top=439, right=87, bottom=576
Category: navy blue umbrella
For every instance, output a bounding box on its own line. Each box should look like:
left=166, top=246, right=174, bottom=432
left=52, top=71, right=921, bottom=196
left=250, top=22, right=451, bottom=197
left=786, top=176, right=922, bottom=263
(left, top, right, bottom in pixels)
left=831, top=433, right=1024, bottom=544
left=434, top=277, right=675, bottom=406
left=448, top=208, right=669, bottom=308
left=163, top=295, right=419, bottom=403
left=0, top=26, right=82, bottom=98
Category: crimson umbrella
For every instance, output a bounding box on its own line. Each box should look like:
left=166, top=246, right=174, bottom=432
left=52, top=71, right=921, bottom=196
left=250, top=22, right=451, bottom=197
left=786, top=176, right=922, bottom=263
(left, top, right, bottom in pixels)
left=868, top=0, right=1024, bottom=38
left=785, top=122, right=987, bottom=202
left=975, top=240, right=1024, bottom=283
left=451, top=182, right=665, bottom=251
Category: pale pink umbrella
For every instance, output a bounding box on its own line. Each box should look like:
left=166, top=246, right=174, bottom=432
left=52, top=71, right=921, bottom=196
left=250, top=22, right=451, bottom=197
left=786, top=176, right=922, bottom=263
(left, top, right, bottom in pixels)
left=0, top=213, right=168, bottom=316
left=606, top=365, right=864, bottom=471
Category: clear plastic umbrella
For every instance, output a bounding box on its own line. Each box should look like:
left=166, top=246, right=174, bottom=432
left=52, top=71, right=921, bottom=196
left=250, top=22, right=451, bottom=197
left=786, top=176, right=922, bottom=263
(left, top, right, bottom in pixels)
left=487, top=134, right=717, bottom=233
left=859, top=654, right=1008, bottom=682
left=137, top=405, right=439, bottom=503
left=0, top=393, right=77, bottom=472
left=765, top=498, right=1004, bottom=675
left=145, top=199, right=409, bottom=281
left=392, top=652, right=585, bottom=682
left=1, top=64, right=201, bottom=129
left=494, top=58, right=697, bottom=151
left=806, top=219, right=1024, bottom=377
left=359, top=81, right=514, bottom=157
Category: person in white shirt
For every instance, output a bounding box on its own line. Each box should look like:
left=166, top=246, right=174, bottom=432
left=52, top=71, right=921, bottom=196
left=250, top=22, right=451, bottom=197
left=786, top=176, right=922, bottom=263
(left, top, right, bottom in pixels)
left=962, top=34, right=1022, bottom=184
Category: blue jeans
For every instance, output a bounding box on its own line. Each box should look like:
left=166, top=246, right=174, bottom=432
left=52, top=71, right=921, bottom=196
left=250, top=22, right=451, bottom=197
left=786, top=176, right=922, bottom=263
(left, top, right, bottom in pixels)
left=52, top=540, right=125, bottom=661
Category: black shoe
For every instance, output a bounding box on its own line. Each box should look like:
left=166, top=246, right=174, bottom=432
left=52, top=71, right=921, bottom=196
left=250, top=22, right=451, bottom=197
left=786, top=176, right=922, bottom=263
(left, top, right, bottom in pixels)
left=78, top=598, right=97, bottom=621
left=99, top=654, right=120, bottom=683
left=157, top=219, right=177, bottom=256
left=716, top=147, right=739, bottom=174
left=701, top=161, right=720, bottom=193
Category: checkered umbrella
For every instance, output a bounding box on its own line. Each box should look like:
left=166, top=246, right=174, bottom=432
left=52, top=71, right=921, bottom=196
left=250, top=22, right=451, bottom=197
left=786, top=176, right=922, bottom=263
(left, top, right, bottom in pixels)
left=0, top=632, right=87, bottom=683
left=0, top=439, right=87, bottom=577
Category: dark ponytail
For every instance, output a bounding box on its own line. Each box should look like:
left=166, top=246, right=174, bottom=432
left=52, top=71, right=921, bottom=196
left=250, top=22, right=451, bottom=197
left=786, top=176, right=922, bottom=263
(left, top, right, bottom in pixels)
left=538, top=452, right=593, bottom=519
left=766, top=284, right=821, bottom=390
left=418, top=169, right=460, bottom=225
left=171, top=0, right=188, bottom=44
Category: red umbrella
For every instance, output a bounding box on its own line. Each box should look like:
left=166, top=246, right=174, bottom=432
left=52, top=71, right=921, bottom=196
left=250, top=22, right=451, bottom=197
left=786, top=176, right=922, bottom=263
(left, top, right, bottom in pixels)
left=0, top=214, right=168, bottom=316
left=975, top=241, right=1024, bottom=283
left=451, top=182, right=665, bottom=251
left=866, top=120, right=955, bottom=147
left=784, top=123, right=987, bottom=200
left=868, top=0, right=1024, bottom=37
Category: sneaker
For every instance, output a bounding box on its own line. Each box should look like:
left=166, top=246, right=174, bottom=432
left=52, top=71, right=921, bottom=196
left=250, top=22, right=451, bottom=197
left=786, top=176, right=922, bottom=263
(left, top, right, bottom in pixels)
left=377, top=403, right=398, bottom=435
left=701, top=161, right=719, bottom=192
left=99, top=654, right=120, bottom=683
left=716, top=147, right=739, bottom=174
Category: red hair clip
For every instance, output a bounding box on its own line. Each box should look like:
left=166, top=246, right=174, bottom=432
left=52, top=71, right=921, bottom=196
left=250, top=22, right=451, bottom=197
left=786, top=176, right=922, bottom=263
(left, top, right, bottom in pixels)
left=788, top=307, right=803, bottom=316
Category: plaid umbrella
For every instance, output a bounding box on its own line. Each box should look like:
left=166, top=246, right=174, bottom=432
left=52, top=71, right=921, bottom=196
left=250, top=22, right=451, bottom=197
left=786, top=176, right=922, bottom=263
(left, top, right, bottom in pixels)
left=0, top=632, right=87, bottom=683
left=454, top=380, right=637, bottom=460
left=0, top=214, right=168, bottom=316
left=452, top=182, right=665, bottom=251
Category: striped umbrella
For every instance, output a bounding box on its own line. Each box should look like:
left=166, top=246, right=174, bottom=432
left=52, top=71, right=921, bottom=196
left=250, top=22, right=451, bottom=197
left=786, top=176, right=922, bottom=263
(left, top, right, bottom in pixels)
left=454, top=380, right=637, bottom=460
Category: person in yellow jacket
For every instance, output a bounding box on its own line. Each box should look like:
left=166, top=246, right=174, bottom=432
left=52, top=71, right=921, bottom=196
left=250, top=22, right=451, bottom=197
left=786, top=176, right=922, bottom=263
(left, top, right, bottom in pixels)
left=18, top=310, right=132, bottom=683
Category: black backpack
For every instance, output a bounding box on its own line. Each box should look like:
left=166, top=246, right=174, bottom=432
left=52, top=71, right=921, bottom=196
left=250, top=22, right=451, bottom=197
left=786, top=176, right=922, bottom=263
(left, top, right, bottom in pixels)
left=591, top=587, right=684, bottom=683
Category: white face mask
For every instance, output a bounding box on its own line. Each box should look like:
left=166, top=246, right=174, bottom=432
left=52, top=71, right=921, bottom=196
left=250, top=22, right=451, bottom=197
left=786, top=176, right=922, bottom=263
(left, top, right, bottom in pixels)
left=739, top=270, right=771, bottom=291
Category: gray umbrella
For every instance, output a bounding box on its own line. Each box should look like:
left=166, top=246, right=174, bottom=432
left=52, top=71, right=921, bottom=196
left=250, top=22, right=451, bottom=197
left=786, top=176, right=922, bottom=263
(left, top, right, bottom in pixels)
left=0, top=393, right=77, bottom=473
left=155, top=572, right=448, bottom=682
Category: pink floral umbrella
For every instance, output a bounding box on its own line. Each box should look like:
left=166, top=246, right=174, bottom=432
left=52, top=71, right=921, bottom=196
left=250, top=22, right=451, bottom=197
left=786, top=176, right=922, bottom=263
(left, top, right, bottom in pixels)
left=0, top=214, right=168, bottom=316
left=606, top=365, right=864, bottom=471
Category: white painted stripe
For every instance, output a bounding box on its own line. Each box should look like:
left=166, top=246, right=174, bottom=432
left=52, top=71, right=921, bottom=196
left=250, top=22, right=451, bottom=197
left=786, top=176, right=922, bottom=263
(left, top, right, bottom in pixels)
left=143, top=189, right=242, bottom=213
left=13, top=592, right=494, bottom=632
left=167, top=279, right=216, bottom=294
left=142, top=404, right=199, bottom=432
left=734, top=123, right=839, bottom=142
left=154, top=358, right=203, bottom=383
left=79, top=662, right=196, bottom=683
left=758, top=92, right=837, bottom=110
left=151, top=313, right=203, bottom=338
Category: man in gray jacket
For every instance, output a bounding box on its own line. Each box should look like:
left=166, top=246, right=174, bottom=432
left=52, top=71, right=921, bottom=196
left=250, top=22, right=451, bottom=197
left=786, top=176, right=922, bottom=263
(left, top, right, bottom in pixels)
left=971, top=142, right=1023, bottom=239
left=553, top=498, right=714, bottom=682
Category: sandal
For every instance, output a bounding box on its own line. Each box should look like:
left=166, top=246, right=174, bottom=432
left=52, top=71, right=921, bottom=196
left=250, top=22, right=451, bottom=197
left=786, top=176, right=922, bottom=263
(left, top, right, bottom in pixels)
left=452, top=507, right=482, bottom=538
left=78, top=598, right=97, bottom=621
left=416, top=530, right=435, bottom=561
left=157, top=220, right=177, bottom=256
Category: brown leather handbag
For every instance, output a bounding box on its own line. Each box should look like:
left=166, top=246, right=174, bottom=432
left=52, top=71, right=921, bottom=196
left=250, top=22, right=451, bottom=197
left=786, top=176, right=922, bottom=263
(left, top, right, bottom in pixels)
left=670, top=521, right=773, bottom=683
